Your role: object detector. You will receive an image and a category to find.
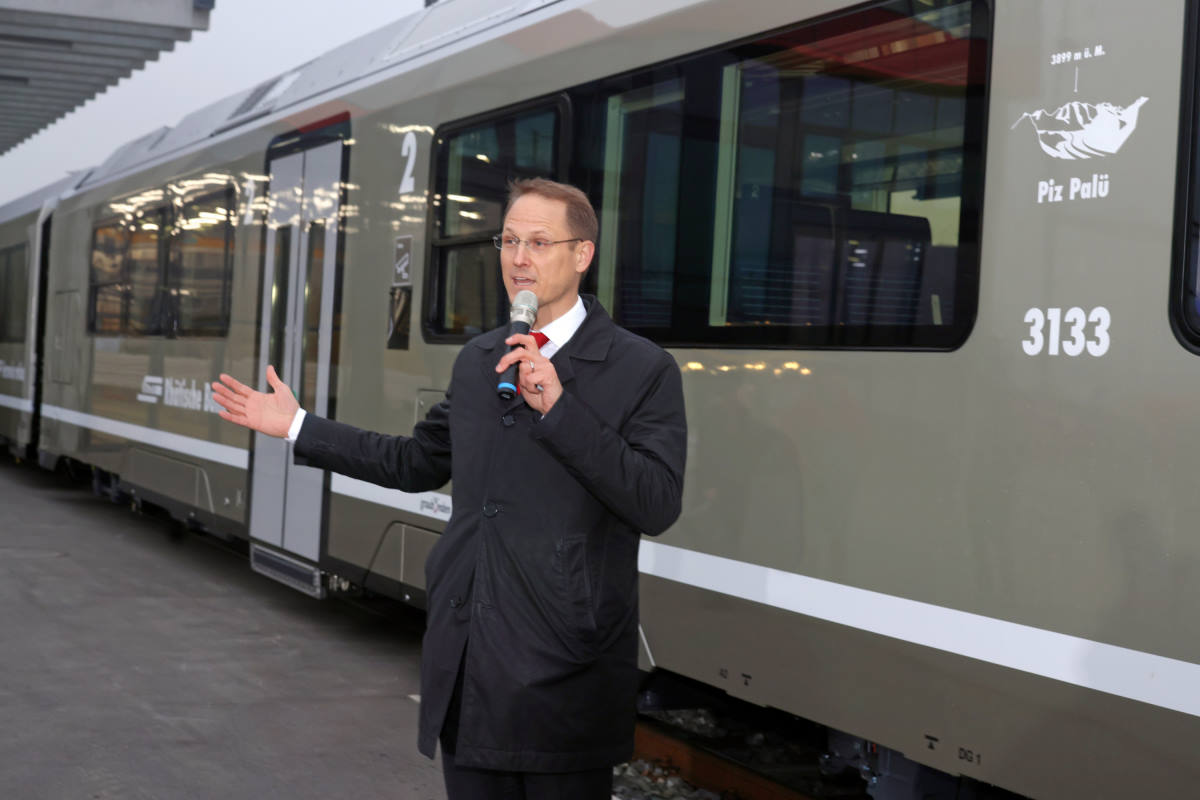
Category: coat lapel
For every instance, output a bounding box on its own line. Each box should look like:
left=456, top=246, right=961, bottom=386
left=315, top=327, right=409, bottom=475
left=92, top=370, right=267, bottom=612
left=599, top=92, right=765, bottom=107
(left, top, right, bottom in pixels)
left=468, top=329, right=520, bottom=413
left=560, top=295, right=615, bottom=366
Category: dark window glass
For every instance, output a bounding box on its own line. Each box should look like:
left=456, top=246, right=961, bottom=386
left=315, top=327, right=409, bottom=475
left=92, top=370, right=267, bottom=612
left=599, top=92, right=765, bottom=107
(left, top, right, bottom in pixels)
left=88, top=213, right=169, bottom=336
left=92, top=287, right=124, bottom=336
left=0, top=244, right=29, bottom=343
left=590, top=77, right=685, bottom=329
left=568, top=0, right=987, bottom=348
left=0, top=248, right=7, bottom=340
left=90, top=226, right=124, bottom=285
left=170, top=190, right=233, bottom=336
left=428, top=107, right=559, bottom=338
left=439, top=241, right=504, bottom=337
left=127, top=214, right=164, bottom=335
left=269, top=226, right=291, bottom=371
left=299, top=221, right=325, bottom=408
left=7, top=244, right=28, bottom=343
left=89, top=223, right=128, bottom=335
left=1176, top=3, right=1200, bottom=348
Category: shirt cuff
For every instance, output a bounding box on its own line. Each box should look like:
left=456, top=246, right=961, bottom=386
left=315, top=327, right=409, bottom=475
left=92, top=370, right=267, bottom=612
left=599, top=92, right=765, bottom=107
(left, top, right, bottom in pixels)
left=285, top=408, right=307, bottom=441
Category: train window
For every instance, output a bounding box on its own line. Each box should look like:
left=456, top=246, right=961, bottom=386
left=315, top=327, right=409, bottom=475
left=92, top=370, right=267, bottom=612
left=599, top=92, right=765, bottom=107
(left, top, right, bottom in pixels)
left=1174, top=4, right=1200, bottom=350
left=440, top=242, right=505, bottom=337
left=268, top=227, right=291, bottom=371
left=593, top=77, right=686, bottom=329
left=0, top=244, right=28, bottom=343
left=298, top=221, right=326, bottom=408
left=0, top=248, right=8, bottom=340
left=88, top=212, right=169, bottom=336
left=169, top=189, right=234, bottom=337
left=570, top=0, right=988, bottom=348
left=127, top=213, right=165, bottom=335
left=428, top=106, right=560, bottom=338
left=88, top=222, right=128, bottom=335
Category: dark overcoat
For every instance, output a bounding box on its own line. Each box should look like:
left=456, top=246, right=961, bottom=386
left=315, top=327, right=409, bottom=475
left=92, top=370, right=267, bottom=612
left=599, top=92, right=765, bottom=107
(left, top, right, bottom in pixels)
left=293, top=295, right=687, bottom=772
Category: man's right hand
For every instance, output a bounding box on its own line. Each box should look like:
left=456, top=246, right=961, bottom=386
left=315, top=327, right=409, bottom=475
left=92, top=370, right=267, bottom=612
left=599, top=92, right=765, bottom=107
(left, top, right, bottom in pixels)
left=211, top=365, right=299, bottom=438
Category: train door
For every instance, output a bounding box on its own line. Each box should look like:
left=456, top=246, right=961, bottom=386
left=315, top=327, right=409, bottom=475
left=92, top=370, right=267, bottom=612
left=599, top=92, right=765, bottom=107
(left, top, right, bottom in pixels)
left=249, top=140, right=342, bottom=572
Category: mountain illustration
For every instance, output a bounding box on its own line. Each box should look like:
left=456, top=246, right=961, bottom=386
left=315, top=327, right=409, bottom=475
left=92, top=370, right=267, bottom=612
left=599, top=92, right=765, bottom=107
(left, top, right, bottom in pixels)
left=1012, top=96, right=1148, bottom=160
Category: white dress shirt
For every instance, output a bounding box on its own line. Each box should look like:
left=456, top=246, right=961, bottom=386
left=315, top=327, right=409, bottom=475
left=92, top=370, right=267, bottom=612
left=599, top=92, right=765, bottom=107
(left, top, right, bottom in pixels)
left=286, top=295, right=587, bottom=441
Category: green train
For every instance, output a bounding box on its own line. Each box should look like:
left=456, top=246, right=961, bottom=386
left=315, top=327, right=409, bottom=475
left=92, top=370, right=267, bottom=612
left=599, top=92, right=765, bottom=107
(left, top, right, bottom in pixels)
left=2, top=1, right=1198, bottom=797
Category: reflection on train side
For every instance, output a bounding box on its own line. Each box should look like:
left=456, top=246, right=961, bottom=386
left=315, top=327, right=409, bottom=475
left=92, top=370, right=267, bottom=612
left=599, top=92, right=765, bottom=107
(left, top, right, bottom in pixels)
left=680, top=360, right=814, bottom=377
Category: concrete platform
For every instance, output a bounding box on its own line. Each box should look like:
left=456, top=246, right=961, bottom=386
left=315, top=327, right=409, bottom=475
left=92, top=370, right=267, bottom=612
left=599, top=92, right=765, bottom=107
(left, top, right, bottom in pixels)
left=0, top=458, right=446, bottom=799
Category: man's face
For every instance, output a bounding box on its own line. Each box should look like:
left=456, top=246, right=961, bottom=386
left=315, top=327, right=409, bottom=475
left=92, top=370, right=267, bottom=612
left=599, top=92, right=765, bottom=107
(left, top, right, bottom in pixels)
left=500, top=193, right=594, bottom=328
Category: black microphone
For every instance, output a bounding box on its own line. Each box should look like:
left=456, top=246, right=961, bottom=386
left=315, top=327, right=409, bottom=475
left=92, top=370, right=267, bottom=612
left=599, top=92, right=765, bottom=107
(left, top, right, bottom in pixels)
left=497, top=289, right=538, bottom=400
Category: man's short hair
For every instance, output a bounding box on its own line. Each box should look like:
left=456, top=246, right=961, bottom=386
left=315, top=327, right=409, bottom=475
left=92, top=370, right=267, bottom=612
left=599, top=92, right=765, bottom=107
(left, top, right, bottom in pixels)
left=505, top=178, right=599, bottom=244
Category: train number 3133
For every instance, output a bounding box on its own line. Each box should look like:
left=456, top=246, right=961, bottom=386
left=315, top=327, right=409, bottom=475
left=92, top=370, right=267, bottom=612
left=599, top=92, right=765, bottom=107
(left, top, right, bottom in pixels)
left=1022, top=306, right=1111, bottom=357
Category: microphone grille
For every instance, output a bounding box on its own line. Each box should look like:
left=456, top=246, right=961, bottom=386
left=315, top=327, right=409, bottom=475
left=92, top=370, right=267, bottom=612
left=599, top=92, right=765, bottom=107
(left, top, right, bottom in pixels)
left=510, top=290, right=538, bottom=325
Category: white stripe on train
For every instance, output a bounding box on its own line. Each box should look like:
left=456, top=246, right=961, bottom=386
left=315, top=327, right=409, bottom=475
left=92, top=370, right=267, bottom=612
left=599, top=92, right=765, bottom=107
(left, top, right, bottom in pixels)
left=31, top=401, right=1200, bottom=719
left=0, top=391, right=32, bottom=413
left=40, top=403, right=249, bottom=469
left=637, top=541, right=1200, bottom=719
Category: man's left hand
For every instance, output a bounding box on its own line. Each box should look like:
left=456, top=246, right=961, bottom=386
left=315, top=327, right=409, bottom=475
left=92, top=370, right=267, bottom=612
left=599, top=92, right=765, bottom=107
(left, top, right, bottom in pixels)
left=495, top=333, right=562, bottom=415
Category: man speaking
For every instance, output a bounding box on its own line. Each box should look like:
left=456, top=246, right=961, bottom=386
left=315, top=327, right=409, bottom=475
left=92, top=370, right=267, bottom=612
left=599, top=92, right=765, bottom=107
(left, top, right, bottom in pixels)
left=212, top=178, right=688, bottom=799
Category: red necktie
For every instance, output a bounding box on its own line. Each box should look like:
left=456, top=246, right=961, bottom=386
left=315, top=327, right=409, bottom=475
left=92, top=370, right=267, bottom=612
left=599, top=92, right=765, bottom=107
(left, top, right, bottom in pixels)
left=514, top=332, right=550, bottom=398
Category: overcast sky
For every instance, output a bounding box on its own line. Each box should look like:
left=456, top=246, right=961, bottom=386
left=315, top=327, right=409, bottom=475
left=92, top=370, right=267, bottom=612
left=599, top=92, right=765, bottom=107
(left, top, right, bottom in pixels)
left=0, top=0, right=426, bottom=206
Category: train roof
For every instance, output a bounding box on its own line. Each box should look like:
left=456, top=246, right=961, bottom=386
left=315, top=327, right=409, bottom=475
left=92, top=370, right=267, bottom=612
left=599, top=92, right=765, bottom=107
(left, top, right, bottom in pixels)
left=0, top=172, right=90, bottom=227
left=76, top=0, right=561, bottom=192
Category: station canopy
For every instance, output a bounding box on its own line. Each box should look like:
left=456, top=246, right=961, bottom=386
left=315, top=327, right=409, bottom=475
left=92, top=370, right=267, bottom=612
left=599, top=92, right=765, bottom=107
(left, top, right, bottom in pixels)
left=0, top=0, right=213, bottom=156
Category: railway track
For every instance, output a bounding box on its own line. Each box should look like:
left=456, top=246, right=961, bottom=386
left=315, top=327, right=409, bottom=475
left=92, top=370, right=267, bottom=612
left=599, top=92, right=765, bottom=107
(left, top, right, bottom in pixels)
left=617, top=714, right=871, bottom=800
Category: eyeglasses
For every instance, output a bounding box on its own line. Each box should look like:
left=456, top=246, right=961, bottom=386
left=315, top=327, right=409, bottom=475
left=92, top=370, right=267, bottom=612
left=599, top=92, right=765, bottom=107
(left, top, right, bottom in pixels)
left=492, top=234, right=583, bottom=254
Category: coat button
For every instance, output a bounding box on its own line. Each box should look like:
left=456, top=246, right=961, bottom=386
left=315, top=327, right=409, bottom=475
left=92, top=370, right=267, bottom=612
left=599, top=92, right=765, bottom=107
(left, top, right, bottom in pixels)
left=501, top=414, right=515, bottom=427
left=482, top=502, right=499, bottom=517
left=449, top=596, right=463, bottom=609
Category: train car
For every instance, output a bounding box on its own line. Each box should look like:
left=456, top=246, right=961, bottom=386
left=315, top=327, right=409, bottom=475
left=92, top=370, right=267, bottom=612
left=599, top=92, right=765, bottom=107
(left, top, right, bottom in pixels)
left=0, top=175, right=78, bottom=461
left=4, top=0, right=1200, bottom=797
left=0, top=195, right=37, bottom=455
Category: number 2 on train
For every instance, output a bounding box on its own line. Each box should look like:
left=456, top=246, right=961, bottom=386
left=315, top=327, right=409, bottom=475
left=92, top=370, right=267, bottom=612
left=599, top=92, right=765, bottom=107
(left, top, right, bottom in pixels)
left=1022, top=306, right=1110, bottom=356
left=399, top=131, right=418, bottom=195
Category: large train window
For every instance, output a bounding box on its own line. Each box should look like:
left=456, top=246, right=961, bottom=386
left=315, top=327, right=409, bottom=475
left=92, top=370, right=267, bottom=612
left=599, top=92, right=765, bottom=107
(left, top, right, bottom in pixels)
left=169, top=189, right=234, bottom=337
left=87, top=189, right=234, bottom=338
left=571, top=0, right=989, bottom=348
left=427, top=103, right=562, bottom=339
left=88, top=214, right=167, bottom=336
left=0, top=243, right=28, bottom=343
left=1173, top=2, right=1200, bottom=351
